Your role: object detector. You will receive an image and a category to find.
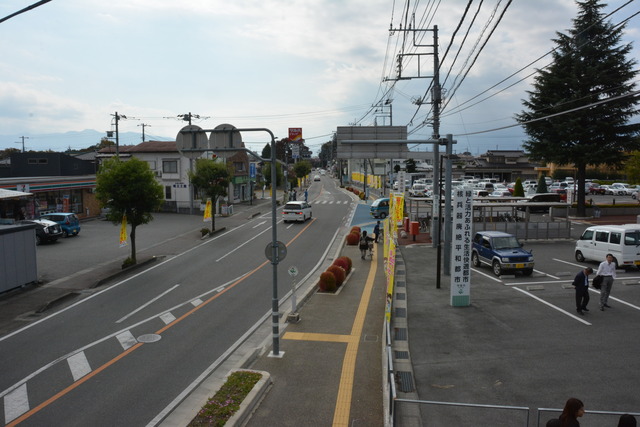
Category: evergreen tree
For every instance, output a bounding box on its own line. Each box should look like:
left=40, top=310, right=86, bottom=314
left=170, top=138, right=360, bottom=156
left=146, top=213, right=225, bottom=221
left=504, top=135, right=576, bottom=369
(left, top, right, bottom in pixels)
left=537, top=175, right=549, bottom=193
left=516, top=0, right=640, bottom=215
left=513, top=177, right=525, bottom=197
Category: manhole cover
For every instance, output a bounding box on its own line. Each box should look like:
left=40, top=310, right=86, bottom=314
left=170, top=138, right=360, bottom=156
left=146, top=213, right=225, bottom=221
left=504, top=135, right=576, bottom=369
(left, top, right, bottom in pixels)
left=137, top=334, right=161, bottom=343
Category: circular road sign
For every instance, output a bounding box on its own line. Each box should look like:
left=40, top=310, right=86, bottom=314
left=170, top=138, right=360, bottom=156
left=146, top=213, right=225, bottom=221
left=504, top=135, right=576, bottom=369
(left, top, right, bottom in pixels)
left=209, top=123, right=243, bottom=155
left=176, top=125, right=207, bottom=159
left=265, top=241, right=287, bottom=263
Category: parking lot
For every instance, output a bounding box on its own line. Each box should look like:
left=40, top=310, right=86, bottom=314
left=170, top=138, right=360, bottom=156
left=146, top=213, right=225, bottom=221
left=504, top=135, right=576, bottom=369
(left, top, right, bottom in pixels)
left=402, top=220, right=640, bottom=426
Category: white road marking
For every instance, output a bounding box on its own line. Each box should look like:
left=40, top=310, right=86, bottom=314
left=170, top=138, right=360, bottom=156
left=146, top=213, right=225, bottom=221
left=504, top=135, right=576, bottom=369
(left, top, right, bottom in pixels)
left=252, top=221, right=266, bottom=228
left=553, top=258, right=585, bottom=269
left=116, top=284, right=180, bottom=323
left=0, top=275, right=244, bottom=401
left=215, top=225, right=272, bottom=262
left=191, top=298, right=203, bottom=307
left=116, top=331, right=138, bottom=350
left=533, top=269, right=560, bottom=279
left=67, top=351, right=92, bottom=381
left=4, top=383, right=28, bottom=424
left=159, top=312, right=176, bottom=324
left=0, top=220, right=253, bottom=343
left=471, top=268, right=503, bottom=282
left=588, top=288, right=640, bottom=311
left=513, top=287, right=591, bottom=325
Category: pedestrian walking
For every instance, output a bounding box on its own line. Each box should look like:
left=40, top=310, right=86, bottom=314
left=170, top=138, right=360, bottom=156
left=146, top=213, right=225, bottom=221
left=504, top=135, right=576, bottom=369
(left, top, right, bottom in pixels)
left=373, top=221, right=381, bottom=243
left=293, top=189, right=297, bottom=201
left=304, top=188, right=308, bottom=202
left=572, top=267, right=593, bottom=315
left=596, top=253, right=616, bottom=311
left=359, top=230, right=373, bottom=260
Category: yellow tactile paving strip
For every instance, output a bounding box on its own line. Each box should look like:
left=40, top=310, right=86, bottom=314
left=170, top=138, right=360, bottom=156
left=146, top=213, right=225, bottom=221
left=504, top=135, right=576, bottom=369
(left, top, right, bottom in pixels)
left=282, top=246, right=378, bottom=427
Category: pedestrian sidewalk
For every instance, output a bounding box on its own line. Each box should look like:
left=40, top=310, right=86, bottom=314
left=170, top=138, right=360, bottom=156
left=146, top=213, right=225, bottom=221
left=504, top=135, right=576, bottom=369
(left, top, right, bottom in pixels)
left=243, top=242, right=387, bottom=426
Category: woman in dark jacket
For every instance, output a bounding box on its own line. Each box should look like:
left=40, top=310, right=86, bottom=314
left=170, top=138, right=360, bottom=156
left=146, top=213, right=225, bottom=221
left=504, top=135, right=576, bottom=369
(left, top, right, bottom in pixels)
left=559, top=398, right=584, bottom=427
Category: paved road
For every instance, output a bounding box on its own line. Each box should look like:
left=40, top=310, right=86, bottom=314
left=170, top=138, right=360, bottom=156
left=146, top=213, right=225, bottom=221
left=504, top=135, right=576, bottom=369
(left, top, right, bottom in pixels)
left=0, top=175, right=358, bottom=426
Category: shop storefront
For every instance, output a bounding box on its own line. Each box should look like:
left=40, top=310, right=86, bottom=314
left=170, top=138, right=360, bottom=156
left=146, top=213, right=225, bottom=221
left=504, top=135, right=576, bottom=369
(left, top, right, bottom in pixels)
left=0, top=176, right=98, bottom=222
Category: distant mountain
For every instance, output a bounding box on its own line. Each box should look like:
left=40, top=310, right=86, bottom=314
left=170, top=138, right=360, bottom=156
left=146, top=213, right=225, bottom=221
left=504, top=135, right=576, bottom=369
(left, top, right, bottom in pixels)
left=0, top=130, right=173, bottom=152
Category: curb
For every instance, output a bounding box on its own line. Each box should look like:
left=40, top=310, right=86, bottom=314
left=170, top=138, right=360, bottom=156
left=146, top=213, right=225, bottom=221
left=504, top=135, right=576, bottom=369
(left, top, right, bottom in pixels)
left=226, top=370, right=272, bottom=427
left=92, top=255, right=163, bottom=288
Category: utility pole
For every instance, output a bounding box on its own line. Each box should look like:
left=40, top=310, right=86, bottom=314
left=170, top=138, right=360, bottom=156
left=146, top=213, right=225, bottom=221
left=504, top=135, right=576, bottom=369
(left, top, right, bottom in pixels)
left=111, top=112, right=127, bottom=158
left=15, top=136, right=28, bottom=152
left=178, top=112, right=200, bottom=125
left=138, top=123, right=150, bottom=142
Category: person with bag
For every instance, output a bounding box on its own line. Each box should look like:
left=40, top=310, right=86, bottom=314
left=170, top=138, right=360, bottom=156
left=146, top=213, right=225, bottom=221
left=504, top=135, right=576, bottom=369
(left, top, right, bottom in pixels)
left=359, top=230, right=373, bottom=260
left=572, top=267, right=593, bottom=315
left=596, top=253, right=617, bottom=311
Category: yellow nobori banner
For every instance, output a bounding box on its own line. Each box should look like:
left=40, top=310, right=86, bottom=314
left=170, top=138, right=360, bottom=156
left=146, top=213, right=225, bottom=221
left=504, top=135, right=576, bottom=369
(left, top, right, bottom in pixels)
left=119, top=214, right=128, bottom=247
left=203, top=198, right=212, bottom=222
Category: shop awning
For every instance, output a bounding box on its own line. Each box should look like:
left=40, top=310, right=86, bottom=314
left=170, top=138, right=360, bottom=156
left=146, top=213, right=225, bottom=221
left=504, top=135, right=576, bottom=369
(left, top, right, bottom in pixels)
left=0, top=188, right=33, bottom=199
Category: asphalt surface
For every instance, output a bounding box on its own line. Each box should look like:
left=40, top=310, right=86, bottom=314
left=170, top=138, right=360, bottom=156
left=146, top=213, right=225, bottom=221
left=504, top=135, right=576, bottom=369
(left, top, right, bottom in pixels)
left=2, top=190, right=640, bottom=427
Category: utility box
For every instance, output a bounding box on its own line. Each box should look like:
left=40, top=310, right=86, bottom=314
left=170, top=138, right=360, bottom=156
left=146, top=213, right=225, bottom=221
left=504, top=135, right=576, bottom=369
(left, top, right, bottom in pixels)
left=0, top=224, right=38, bottom=293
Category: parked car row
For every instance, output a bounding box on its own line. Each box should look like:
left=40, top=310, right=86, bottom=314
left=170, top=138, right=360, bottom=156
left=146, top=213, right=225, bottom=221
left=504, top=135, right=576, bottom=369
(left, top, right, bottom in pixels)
left=17, top=212, right=81, bottom=245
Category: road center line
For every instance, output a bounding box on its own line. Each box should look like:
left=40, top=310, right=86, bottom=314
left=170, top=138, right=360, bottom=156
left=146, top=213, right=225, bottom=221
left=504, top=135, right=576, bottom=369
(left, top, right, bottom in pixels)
left=116, top=284, right=180, bottom=323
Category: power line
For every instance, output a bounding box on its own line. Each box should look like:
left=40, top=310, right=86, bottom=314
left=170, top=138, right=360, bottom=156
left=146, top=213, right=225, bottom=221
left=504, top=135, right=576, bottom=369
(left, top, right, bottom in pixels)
left=0, top=0, right=51, bottom=24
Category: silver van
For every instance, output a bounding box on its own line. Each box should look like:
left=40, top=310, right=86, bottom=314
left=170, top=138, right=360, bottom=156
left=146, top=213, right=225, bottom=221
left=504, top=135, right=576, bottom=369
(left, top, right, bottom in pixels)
left=575, top=224, right=640, bottom=269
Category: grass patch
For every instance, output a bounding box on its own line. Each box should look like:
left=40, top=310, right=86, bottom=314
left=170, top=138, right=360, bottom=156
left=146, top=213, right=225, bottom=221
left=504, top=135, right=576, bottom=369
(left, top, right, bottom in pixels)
left=188, top=370, right=262, bottom=426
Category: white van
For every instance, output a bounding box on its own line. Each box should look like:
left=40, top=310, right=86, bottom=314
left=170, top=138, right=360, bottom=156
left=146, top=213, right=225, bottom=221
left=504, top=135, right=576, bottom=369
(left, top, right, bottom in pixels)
left=575, top=224, right=640, bottom=269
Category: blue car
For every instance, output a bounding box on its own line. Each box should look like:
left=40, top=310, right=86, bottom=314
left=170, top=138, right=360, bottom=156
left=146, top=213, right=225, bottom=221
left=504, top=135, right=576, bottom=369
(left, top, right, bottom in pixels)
left=370, top=198, right=390, bottom=219
left=40, top=212, right=81, bottom=237
left=471, top=231, right=534, bottom=276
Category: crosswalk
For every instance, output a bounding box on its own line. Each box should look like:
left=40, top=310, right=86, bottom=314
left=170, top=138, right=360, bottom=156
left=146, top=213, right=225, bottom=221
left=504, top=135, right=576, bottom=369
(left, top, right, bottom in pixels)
left=312, top=200, right=349, bottom=204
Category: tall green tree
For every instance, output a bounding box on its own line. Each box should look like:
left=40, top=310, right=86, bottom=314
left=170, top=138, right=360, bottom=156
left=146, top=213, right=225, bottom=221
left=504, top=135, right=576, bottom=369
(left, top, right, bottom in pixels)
left=293, top=160, right=312, bottom=186
left=261, top=162, right=284, bottom=187
left=624, top=151, right=640, bottom=184
left=261, top=143, right=271, bottom=160
left=188, top=159, right=231, bottom=232
left=96, top=157, right=164, bottom=265
left=405, top=158, right=417, bottom=173
left=516, top=0, right=640, bottom=216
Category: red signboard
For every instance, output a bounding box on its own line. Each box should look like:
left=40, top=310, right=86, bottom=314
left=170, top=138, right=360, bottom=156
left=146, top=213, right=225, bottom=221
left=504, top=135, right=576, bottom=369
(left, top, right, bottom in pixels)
left=289, top=128, right=302, bottom=141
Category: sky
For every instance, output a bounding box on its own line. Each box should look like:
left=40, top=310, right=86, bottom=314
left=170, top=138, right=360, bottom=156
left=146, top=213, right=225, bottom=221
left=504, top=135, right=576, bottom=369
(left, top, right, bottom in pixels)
left=0, top=0, right=639, bottom=156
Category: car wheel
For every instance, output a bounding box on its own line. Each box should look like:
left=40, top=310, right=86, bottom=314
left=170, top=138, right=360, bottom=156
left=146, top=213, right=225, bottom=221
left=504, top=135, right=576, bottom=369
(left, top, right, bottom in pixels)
left=575, top=251, right=585, bottom=262
left=522, top=268, right=533, bottom=276
left=492, top=260, right=503, bottom=276
left=471, top=252, right=480, bottom=267
left=379, top=212, right=387, bottom=219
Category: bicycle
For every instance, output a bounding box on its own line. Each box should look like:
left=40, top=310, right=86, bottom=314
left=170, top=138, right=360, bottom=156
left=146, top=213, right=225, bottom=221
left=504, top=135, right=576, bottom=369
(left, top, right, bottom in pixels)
left=367, top=242, right=374, bottom=260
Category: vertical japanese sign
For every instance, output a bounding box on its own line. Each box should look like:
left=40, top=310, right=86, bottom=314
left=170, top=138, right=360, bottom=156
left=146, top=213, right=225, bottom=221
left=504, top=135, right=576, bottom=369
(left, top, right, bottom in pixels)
left=119, top=214, right=128, bottom=247
left=288, top=128, right=302, bottom=141
left=450, top=187, right=473, bottom=306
